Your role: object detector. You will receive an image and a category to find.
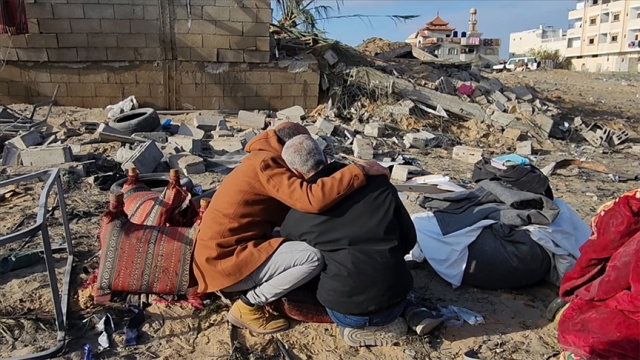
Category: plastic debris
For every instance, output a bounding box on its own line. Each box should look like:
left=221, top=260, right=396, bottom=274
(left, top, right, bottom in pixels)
left=106, top=96, right=139, bottom=119
left=438, top=305, right=485, bottom=326
left=83, top=344, right=93, bottom=360
left=124, top=305, right=145, bottom=347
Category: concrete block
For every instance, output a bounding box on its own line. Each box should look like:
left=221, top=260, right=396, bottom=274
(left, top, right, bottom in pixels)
left=512, top=86, right=533, bottom=102
left=503, top=128, right=521, bottom=142
left=238, top=110, right=266, bottom=129
left=177, top=123, right=205, bottom=139
left=210, top=138, right=244, bottom=153
left=1, top=145, right=20, bottom=166
left=491, top=91, right=509, bottom=105
left=404, top=133, right=433, bottom=149
left=132, top=132, right=168, bottom=143
left=159, top=143, right=182, bottom=156
left=364, top=123, right=383, bottom=138
left=194, top=115, right=222, bottom=131
left=490, top=112, right=516, bottom=127
left=516, top=141, right=532, bottom=155
left=276, top=105, right=305, bottom=123
left=452, top=146, right=483, bottom=164
left=315, top=117, right=335, bottom=135
left=517, top=103, right=534, bottom=117
left=169, top=135, right=204, bottom=154
left=121, top=141, right=163, bottom=174
left=168, top=154, right=206, bottom=175
left=391, top=165, right=422, bottom=182
left=20, top=145, right=73, bottom=167
left=503, top=92, right=517, bottom=101
left=531, top=114, right=554, bottom=136
left=239, top=129, right=259, bottom=148
left=312, top=134, right=327, bottom=150
left=217, top=118, right=230, bottom=131
left=305, top=125, right=319, bottom=135
left=6, top=130, right=43, bottom=149
left=353, top=138, right=373, bottom=160
left=506, top=101, right=519, bottom=114
left=214, top=130, right=233, bottom=138
left=491, top=102, right=506, bottom=113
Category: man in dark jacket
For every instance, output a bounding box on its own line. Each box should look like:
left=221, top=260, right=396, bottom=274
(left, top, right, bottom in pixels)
left=279, top=135, right=441, bottom=347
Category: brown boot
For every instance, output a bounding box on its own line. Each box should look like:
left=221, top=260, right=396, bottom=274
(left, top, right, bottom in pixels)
left=227, top=299, right=289, bottom=334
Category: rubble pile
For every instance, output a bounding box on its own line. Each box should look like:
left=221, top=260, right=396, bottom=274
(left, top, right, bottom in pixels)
left=355, top=37, right=409, bottom=57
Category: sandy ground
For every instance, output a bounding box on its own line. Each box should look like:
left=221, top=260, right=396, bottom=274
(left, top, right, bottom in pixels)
left=1, top=69, right=639, bottom=360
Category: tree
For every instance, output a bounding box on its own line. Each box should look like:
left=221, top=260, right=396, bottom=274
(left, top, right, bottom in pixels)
left=526, top=47, right=573, bottom=70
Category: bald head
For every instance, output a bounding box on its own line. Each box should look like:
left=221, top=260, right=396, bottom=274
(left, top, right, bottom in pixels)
left=282, top=134, right=326, bottom=178
left=275, top=122, right=309, bottom=143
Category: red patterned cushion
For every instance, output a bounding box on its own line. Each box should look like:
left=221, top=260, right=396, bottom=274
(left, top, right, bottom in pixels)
left=96, top=208, right=197, bottom=297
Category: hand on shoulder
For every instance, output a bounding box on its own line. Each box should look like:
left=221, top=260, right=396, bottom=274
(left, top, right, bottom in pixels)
left=355, top=161, right=390, bottom=179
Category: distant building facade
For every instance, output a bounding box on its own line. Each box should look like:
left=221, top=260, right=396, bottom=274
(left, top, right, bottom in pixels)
left=566, top=0, right=640, bottom=72
left=509, top=26, right=567, bottom=57
left=405, top=9, right=501, bottom=65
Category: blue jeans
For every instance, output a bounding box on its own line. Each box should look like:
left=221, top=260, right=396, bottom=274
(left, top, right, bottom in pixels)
left=327, top=298, right=417, bottom=328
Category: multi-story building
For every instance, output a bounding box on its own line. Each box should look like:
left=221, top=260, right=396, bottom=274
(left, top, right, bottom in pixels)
left=509, top=26, right=567, bottom=58
left=405, top=8, right=501, bottom=65
left=566, top=0, right=640, bottom=72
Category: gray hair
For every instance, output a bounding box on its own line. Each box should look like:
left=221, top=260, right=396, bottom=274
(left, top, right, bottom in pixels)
left=282, top=135, right=325, bottom=175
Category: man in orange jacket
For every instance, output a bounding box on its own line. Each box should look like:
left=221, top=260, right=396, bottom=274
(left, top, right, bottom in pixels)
left=193, top=122, right=388, bottom=334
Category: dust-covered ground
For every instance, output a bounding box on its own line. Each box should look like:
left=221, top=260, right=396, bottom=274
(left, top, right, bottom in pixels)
left=1, top=69, right=639, bottom=360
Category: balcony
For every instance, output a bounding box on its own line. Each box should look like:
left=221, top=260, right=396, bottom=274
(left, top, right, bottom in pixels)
left=628, top=17, right=640, bottom=30
left=565, top=46, right=582, bottom=57
left=567, top=27, right=583, bottom=37
left=569, top=8, right=584, bottom=19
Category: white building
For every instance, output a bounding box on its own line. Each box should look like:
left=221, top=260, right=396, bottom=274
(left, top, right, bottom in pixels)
left=509, top=25, right=567, bottom=57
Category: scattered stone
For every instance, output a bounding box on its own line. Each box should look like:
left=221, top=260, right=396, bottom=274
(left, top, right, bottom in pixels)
left=169, top=135, right=204, bottom=154
left=491, top=91, right=509, bottom=105
left=436, top=77, right=455, bottom=95
left=452, top=145, right=483, bottom=163
left=503, top=92, right=517, bottom=101
left=531, top=114, right=554, bottom=136
left=516, top=141, right=533, bottom=155
left=194, top=115, right=221, bottom=131
left=305, top=125, right=320, bottom=135
left=214, top=130, right=234, bottom=138
left=315, top=117, right=335, bottom=135
left=121, top=141, right=163, bottom=173
left=177, top=123, right=205, bottom=139
left=238, top=129, right=259, bottom=147
left=391, top=165, right=422, bottom=182
left=503, top=129, right=522, bottom=142
left=20, top=145, right=73, bottom=167
left=352, top=138, right=373, bottom=159
left=487, top=78, right=504, bottom=92
left=505, top=101, right=519, bottom=114
left=511, top=86, right=533, bottom=102
left=364, top=123, right=384, bottom=138
left=115, top=146, right=136, bottom=163
left=238, top=110, right=266, bottom=129
left=1, top=145, right=20, bottom=166
left=6, top=130, right=43, bottom=149
left=168, top=154, right=206, bottom=175
left=132, top=132, right=168, bottom=143
left=517, top=103, right=534, bottom=117
left=276, top=106, right=305, bottom=123
left=491, top=102, right=506, bottom=113
left=159, top=143, right=182, bottom=155
left=490, top=112, right=516, bottom=127
left=217, top=118, right=230, bottom=131
left=210, top=138, right=244, bottom=153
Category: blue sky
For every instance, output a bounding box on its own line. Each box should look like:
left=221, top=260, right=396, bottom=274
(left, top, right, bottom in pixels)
left=291, top=0, right=577, bottom=59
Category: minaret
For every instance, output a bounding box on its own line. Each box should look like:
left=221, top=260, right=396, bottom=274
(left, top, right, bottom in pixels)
left=469, top=8, right=477, bottom=34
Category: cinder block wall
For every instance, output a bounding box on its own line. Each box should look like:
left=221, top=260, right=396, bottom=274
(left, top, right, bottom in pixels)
left=0, top=0, right=320, bottom=111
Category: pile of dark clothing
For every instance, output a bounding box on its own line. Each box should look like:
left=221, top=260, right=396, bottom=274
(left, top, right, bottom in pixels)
left=408, top=158, right=590, bottom=290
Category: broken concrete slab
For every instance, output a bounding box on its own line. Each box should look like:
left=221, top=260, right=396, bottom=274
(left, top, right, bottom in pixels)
left=530, top=113, right=554, bottom=136
left=436, top=77, right=455, bottom=95
left=168, top=153, right=206, bottom=175
left=353, top=138, right=373, bottom=159
left=503, top=92, right=517, bottom=101
left=121, top=141, right=163, bottom=174
left=491, top=91, right=509, bottom=105
left=516, top=141, right=533, bottom=155
left=214, top=130, right=234, bottom=139
left=305, top=125, right=319, bottom=135
left=503, top=128, right=522, bottom=142
left=132, top=132, right=168, bottom=143
left=276, top=106, right=305, bottom=123
left=404, top=132, right=438, bottom=149
left=210, top=138, right=244, bottom=153
left=312, top=134, right=327, bottom=150
left=364, top=123, right=384, bottom=138
left=391, top=165, right=422, bottom=182
left=490, top=112, right=516, bottom=128
left=491, top=102, right=506, bottom=113
left=238, top=110, right=266, bottom=129
left=194, top=115, right=222, bottom=132
left=488, top=78, right=504, bottom=92
left=217, top=118, right=230, bottom=131
left=238, top=129, right=259, bottom=148
left=452, top=146, right=483, bottom=163
left=315, top=117, right=335, bottom=135
left=21, top=145, right=73, bottom=167
left=6, top=130, right=43, bottom=149
left=511, top=86, right=534, bottom=102
left=1, top=145, right=20, bottom=166
left=169, top=135, right=204, bottom=154
left=177, top=123, right=205, bottom=139
left=115, top=146, right=136, bottom=163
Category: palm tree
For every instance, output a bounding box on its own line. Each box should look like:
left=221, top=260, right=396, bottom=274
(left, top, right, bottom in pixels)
left=272, top=0, right=418, bottom=38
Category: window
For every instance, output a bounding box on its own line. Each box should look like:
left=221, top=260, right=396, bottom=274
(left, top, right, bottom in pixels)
left=636, top=33, right=640, bottom=41
left=592, top=0, right=599, bottom=4
left=485, top=48, right=496, bottom=55
left=613, top=13, right=620, bottom=21
left=507, top=59, right=516, bottom=65
left=588, top=37, right=595, bottom=45
left=589, top=17, right=597, bottom=25
left=611, top=33, right=619, bottom=42
left=447, top=48, right=458, bottom=55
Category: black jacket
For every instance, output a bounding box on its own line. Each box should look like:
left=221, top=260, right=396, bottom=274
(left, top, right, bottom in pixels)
left=280, top=162, right=416, bottom=315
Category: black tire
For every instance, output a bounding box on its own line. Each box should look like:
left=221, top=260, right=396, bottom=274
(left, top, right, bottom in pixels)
left=109, top=108, right=161, bottom=135
left=544, top=297, right=568, bottom=321
left=110, top=173, right=194, bottom=194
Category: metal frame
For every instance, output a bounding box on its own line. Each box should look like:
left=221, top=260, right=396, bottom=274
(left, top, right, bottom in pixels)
left=0, top=86, right=59, bottom=136
left=0, top=168, right=74, bottom=360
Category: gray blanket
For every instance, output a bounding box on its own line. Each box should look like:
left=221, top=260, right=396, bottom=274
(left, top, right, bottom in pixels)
left=418, top=180, right=560, bottom=236
left=418, top=180, right=560, bottom=289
